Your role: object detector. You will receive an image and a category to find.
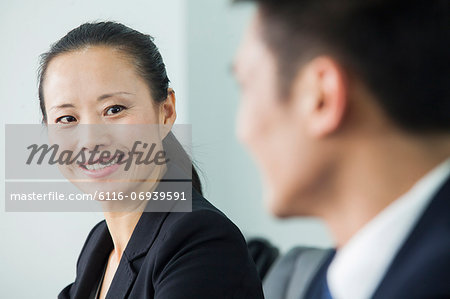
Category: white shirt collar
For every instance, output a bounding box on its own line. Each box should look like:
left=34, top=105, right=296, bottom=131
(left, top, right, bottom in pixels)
left=327, top=158, right=450, bottom=299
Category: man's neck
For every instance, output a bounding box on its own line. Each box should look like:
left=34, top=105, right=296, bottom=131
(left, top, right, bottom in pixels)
left=321, top=132, right=450, bottom=248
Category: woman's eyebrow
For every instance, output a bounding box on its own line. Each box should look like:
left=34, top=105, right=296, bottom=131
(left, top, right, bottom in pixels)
left=49, top=92, right=135, bottom=111
left=49, top=103, right=75, bottom=112
left=97, top=91, right=134, bottom=101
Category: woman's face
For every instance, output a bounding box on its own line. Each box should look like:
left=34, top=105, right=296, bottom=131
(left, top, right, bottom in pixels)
left=43, top=46, right=174, bottom=201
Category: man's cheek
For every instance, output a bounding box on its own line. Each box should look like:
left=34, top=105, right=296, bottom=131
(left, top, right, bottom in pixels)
left=236, top=100, right=256, bottom=144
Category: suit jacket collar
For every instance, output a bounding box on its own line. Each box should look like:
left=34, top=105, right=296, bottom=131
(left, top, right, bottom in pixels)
left=106, top=211, right=169, bottom=298
left=121, top=163, right=190, bottom=261
left=68, top=221, right=113, bottom=299
left=67, top=210, right=169, bottom=299
left=372, top=173, right=450, bottom=298
left=71, top=163, right=188, bottom=298
left=106, top=164, right=186, bottom=297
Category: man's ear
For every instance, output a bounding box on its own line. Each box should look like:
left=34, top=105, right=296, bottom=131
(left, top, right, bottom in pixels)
left=293, top=56, right=348, bottom=138
left=159, top=88, right=177, bottom=137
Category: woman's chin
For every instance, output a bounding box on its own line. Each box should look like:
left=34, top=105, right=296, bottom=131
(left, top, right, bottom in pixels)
left=71, top=180, right=130, bottom=198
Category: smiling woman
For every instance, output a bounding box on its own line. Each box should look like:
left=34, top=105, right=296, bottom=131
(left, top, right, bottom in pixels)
left=37, top=21, right=263, bottom=299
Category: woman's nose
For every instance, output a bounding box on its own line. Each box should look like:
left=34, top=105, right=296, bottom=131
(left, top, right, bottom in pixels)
left=77, top=124, right=112, bottom=153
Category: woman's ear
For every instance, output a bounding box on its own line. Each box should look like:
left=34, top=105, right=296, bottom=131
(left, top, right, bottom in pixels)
left=159, top=88, right=177, bottom=137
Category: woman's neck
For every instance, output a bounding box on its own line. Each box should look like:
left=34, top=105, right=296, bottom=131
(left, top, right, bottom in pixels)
left=103, top=210, right=143, bottom=261
left=103, top=164, right=167, bottom=261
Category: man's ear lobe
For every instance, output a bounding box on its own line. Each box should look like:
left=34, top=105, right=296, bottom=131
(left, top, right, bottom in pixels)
left=302, top=56, right=348, bottom=138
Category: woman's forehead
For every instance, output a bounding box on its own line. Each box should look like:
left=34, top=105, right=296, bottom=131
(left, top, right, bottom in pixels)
left=43, top=47, right=146, bottom=101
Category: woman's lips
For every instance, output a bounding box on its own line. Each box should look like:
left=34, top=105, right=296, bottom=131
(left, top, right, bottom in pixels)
left=78, top=156, right=121, bottom=178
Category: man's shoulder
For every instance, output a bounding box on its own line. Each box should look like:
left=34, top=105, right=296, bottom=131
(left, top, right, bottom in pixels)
left=373, top=175, right=450, bottom=298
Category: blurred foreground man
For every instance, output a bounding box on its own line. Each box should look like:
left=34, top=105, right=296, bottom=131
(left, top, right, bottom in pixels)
left=233, top=0, right=450, bottom=298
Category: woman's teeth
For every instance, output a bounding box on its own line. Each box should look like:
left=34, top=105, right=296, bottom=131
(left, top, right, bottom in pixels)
left=84, top=157, right=120, bottom=171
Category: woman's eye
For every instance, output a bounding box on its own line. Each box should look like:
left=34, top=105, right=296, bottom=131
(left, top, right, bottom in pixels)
left=105, top=105, right=126, bottom=116
left=56, top=115, right=77, bottom=124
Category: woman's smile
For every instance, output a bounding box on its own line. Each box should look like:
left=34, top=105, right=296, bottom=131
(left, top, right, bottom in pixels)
left=78, top=155, right=121, bottom=178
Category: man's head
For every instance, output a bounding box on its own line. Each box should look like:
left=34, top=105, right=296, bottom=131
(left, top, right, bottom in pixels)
left=233, top=0, right=450, bottom=217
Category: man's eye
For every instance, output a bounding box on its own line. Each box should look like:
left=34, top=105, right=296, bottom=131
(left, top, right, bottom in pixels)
left=56, top=115, right=77, bottom=124
left=105, top=105, right=126, bottom=116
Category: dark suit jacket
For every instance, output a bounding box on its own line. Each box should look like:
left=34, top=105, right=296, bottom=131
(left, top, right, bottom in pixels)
left=58, top=187, right=264, bottom=298
left=306, top=174, right=450, bottom=298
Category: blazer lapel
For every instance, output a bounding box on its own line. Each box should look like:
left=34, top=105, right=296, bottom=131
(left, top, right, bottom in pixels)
left=372, top=174, right=450, bottom=298
left=105, top=164, right=189, bottom=298
left=105, top=211, right=169, bottom=298
left=71, top=222, right=114, bottom=299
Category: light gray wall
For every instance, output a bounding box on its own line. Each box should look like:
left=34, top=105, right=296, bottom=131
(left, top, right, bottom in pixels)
left=187, top=0, right=332, bottom=252
left=1, top=1, right=332, bottom=298
left=0, top=1, right=188, bottom=298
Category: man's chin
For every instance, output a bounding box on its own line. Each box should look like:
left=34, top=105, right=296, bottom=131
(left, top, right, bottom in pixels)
left=264, top=191, right=297, bottom=218
left=264, top=188, right=314, bottom=218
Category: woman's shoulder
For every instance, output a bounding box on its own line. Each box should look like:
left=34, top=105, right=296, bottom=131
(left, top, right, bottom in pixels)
left=161, top=188, right=244, bottom=241
left=150, top=189, right=264, bottom=298
left=152, top=189, right=255, bottom=274
left=82, top=219, right=108, bottom=249
left=74, top=219, right=111, bottom=270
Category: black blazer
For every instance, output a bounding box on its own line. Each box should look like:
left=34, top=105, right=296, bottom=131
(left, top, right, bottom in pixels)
left=306, top=173, right=450, bottom=298
left=58, top=188, right=264, bottom=298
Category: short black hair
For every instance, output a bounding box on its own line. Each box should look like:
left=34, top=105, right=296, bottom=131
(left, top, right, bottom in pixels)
left=238, top=0, right=450, bottom=133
